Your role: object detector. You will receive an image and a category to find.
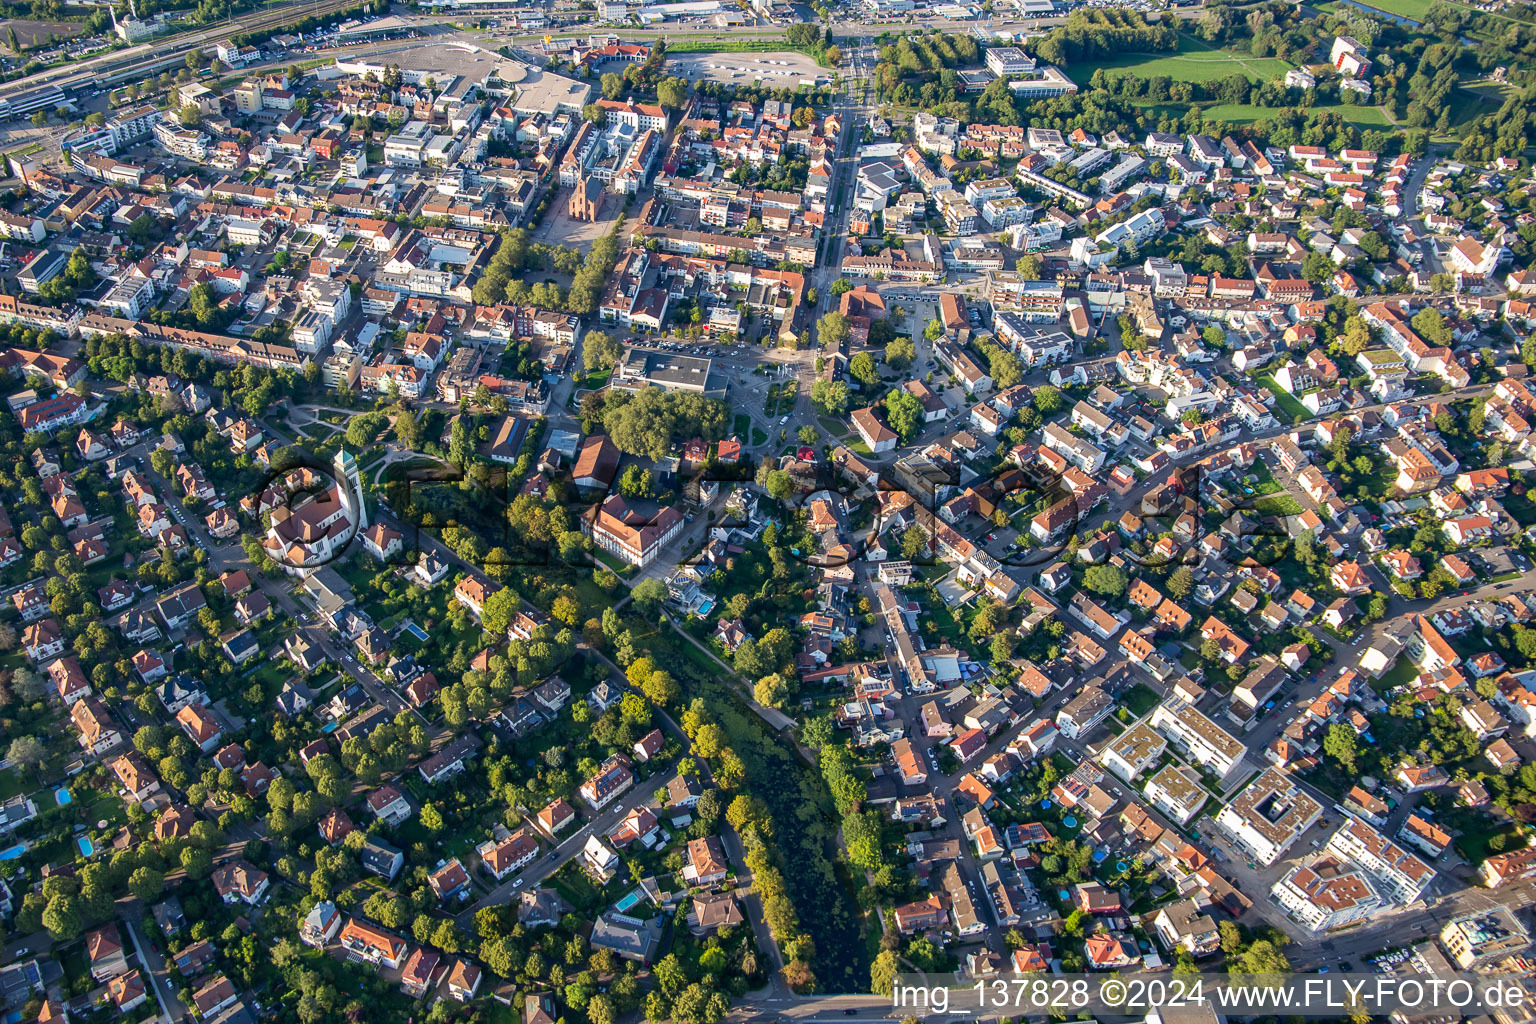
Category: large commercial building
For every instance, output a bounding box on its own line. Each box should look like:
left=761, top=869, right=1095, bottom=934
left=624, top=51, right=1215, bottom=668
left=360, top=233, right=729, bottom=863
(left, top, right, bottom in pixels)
left=612, top=348, right=727, bottom=398
left=1439, top=908, right=1531, bottom=969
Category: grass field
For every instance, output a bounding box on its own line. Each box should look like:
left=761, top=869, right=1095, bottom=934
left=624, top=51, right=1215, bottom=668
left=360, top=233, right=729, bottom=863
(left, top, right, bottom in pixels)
left=1253, top=493, right=1305, bottom=516
left=1200, top=100, right=1393, bottom=129
left=1333, top=0, right=1436, bottom=21
left=1256, top=374, right=1311, bottom=424
left=1072, top=34, right=1293, bottom=84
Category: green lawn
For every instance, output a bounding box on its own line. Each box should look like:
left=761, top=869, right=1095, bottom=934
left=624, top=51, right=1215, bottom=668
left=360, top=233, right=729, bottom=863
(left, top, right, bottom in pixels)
left=1338, top=0, right=1436, bottom=21
left=1376, top=654, right=1420, bottom=691
left=1253, top=493, right=1304, bottom=516
left=1198, top=100, right=1393, bottom=130
left=1455, top=822, right=1522, bottom=866
left=1122, top=683, right=1163, bottom=719
left=1072, top=34, right=1292, bottom=84
left=1256, top=374, right=1311, bottom=424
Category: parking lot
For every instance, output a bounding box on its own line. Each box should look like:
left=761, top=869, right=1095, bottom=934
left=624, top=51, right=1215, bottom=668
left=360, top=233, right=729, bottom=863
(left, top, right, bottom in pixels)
left=667, top=50, right=827, bottom=87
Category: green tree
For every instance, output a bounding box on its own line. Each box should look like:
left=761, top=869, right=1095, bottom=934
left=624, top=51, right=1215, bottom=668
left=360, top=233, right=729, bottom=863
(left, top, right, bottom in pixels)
left=884, top=337, right=916, bottom=369
left=633, top=578, right=668, bottom=612
left=1032, top=384, right=1063, bottom=417
left=810, top=379, right=849, bottom=415
left=884, top=388, right=923, bottom=442
left=849, top=351, right=879, bottom=388
left=6, top=736, right=44, bottom=776
left=583, top=331, right=625, bottom=373
left=128, top=866, right=165, bottom=902
left=1322, top=723, right=1358, bottom=773
left=41, top=895, right=81, bottom=940
left=900, top=523, right=927, bottom=559
left=1167, top=566, right=1195, bottom=601
left=870, top=949, right=900, bottom=996
left=1238, top=940, right=1292, bottom=978
left=817, top=311, right=851, bottom=351
left=754, top=673, right=791, bottom=709
left=448, top=417, right=474, bottom=467
left=1083, top=564, right=1127, bottom=598
left=657, top=76, right=689, bottom=109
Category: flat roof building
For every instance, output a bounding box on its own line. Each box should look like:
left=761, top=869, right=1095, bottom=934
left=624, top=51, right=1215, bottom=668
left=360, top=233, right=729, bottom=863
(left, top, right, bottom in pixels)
left=1215, top=768, right=1323, bottom=866
left=613, top=347, right=726, bottom=397
left=1149, top=698, right=1246, bottom=780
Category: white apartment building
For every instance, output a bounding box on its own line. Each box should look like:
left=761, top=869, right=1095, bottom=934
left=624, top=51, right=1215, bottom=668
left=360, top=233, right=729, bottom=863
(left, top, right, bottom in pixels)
left=101, top=276, right=156, bottom=319
left=384, top=121, right=436, bottom=167
left=1041, top=422, right=1105, bottom=473
left=1100, top=722, right=1166, bottom=782
left=1143, top=765, right=1207, bottom=825
left=1215, top=768, right=1323, bottom=866
left=1148, top=699, right=1245, bottom=779
left=984, top=46, right=1035, bottom=77
left=1323, top=818, right=1435, bottom=905
left=1272, top=857, right=1381, bottom=932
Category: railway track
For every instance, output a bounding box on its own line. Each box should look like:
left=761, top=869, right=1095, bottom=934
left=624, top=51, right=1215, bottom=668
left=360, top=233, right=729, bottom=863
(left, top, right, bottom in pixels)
left=0, top=0, right=360, bottom=101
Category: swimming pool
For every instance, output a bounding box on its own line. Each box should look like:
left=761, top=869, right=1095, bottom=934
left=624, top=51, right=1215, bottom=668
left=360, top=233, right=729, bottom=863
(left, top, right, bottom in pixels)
left=403, top=622, right=429, bottom=642
left=0, top=844, right=27, bottom=861
left=614, top=889, right=644, bottom=913
left=55, top=788, right=72, bottom=806
left=78, top=837, right=94, bottom=858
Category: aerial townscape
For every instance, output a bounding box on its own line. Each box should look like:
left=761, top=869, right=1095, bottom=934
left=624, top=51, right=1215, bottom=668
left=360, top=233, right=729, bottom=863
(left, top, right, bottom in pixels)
left=2, top=0, right=1536, bottom=1022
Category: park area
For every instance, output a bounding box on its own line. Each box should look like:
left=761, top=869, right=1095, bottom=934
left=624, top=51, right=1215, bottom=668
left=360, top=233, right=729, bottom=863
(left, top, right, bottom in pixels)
left=1323, top=0, right=1437, bottom=22
left=1070, top=34, right=1294, bottom=84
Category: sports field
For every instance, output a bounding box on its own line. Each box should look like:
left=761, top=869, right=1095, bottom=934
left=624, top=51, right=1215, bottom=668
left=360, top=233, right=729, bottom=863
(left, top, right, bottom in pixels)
left=1072, top=35, right=1293, bottom=84
left=0, top=19, right=83, bottom=48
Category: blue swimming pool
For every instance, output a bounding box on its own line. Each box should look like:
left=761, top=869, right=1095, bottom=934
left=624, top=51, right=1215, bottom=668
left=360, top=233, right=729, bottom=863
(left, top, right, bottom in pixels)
left=614, top=889, right=644, bottom=913
left=0, top=844, right=26, bottom=861
left=78, top=837, right=94, bottom=857
left=403, top=622, right=429, bottom=642
left=55, top=788, right=72, bottom=806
